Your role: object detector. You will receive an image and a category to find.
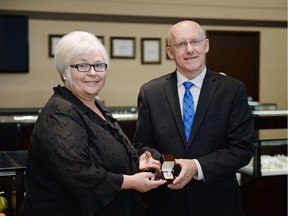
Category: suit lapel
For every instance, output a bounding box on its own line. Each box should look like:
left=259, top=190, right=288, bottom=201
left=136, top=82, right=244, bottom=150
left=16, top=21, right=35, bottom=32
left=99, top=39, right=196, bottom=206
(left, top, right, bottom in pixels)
left=187, top=70, right=218, bottom=147
left=163, top=72, right=187, bottom=144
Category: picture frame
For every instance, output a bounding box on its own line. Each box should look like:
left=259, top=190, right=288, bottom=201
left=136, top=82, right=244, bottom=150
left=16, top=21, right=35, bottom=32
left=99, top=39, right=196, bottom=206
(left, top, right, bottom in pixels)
left=141, top=38, right=161, bottom=64
left=110, top=37, right=135, bottom=59
left=48, top=34, right=64, bottom=58
left=48, top=34, right=104, bottom=58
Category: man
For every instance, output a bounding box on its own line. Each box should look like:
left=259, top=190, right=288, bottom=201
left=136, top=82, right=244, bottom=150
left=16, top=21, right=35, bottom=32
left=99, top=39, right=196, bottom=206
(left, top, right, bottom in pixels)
left=133, top=20, right=254, bottom=216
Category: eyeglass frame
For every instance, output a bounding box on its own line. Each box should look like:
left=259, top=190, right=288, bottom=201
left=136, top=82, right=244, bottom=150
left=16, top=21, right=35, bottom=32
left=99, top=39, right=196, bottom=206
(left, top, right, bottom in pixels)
left=168, top=38, right=207, bottom=49
left=70, top=63, right=108, bottom=72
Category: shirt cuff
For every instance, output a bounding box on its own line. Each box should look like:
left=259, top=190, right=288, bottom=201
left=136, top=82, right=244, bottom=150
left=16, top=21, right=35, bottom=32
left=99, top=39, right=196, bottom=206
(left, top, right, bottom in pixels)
left=193, top=159, right=204, bottom=180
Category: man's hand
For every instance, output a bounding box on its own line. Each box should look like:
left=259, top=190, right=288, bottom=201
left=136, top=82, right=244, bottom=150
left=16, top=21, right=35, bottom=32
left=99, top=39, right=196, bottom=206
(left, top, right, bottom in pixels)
left=167, top=158, right=197, bottom=189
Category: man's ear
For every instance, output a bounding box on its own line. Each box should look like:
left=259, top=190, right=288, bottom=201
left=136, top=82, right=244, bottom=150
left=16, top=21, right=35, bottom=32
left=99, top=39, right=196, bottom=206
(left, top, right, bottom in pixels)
left=204, top=38, right=209, bottom=53
left=166, top=47, right=174, bottom=60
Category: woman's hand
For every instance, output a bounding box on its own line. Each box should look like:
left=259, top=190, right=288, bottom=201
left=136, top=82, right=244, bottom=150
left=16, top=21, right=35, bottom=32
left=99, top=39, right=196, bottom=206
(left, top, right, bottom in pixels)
left=139, top=151, right=161, bottom=171
left=122, top=172, right=166, bottom=193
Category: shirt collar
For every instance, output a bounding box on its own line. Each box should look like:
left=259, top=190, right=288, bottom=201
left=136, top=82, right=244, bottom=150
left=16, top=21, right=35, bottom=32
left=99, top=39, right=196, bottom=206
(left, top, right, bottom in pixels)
left=177, top=66, right=207, bottom=88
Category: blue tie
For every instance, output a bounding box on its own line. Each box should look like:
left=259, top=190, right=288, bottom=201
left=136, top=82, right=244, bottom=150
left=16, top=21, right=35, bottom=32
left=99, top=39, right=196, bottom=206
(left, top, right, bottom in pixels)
left=183, top=82, right=194, bottom=142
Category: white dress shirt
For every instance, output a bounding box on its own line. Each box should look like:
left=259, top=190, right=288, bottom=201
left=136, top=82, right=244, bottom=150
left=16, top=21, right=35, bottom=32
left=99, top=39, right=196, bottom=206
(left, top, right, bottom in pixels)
left=176, top=67, right=206, bottom=180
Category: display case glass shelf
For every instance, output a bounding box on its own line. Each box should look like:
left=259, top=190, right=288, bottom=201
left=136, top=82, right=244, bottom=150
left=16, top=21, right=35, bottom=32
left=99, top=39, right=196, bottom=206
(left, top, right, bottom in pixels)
left=239, top=139, right=287, bottom=177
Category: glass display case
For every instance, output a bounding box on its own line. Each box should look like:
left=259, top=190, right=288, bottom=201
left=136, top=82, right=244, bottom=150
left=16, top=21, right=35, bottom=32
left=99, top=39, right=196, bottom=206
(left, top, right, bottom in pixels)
left=238, top=109, right=287, bottom=216
left=239, top=138, right=287, bottom=216
left=239, top=139, right=287, bottom=178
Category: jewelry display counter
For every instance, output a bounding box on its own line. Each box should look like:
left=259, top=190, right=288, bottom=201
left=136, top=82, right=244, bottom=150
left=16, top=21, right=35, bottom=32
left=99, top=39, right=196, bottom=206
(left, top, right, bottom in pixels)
left=0, top=108, right=287, bottom=216
left=239, top=139, right=287, bottom=178
left=0, top=107, right=138, bottom=151
left=239, top=110, right=287, bottom=216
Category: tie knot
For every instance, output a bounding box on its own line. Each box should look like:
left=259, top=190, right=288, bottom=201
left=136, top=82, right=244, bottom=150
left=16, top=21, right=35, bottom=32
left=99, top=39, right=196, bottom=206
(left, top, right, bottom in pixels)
left=183, top=82, right=193, bottom=90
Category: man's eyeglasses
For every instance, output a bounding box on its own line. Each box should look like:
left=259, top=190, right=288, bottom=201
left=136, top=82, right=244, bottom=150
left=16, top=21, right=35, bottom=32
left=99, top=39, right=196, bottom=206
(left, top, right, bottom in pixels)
left=168, top=38, right=206, bottom=49
left=70, top=63, right=107, bottom=72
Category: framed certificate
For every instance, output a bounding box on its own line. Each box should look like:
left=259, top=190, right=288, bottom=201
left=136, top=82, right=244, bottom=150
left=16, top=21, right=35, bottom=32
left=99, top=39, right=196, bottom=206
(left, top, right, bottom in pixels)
left=110, top=37, right=135, bottom=59
left=48, top=34, right=63, bottom=58
left=141, top=38, right=161, bottom=64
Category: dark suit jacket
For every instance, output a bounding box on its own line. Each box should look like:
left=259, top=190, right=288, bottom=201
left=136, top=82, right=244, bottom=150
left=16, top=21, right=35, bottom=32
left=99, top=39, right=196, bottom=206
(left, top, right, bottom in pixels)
left=133, top=69, right=254, bottom=216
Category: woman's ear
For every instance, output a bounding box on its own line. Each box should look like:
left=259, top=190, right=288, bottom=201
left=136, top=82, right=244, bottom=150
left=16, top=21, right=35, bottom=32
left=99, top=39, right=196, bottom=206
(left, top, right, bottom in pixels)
left=61, top=75, right=66, bottom=81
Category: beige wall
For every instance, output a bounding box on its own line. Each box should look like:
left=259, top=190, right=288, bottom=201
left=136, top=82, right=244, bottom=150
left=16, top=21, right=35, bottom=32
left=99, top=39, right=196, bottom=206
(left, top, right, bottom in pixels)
left=0, top=0, right=286, bottom=20
left=0, top=0, right=287, bottom=109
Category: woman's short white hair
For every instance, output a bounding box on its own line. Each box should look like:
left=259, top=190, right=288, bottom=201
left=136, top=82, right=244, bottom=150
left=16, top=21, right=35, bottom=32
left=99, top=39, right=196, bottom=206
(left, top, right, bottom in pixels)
left=54, top=31, right=109, bottom=83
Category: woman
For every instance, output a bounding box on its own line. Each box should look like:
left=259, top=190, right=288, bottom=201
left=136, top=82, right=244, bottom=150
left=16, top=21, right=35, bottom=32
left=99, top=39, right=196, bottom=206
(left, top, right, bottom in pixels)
left=19, top=31, right=165, bottom=216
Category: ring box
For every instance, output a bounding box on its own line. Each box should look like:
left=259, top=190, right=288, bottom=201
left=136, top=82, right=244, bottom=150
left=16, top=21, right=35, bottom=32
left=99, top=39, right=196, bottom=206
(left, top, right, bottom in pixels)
left=159, top=154, right=175, bottom=182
